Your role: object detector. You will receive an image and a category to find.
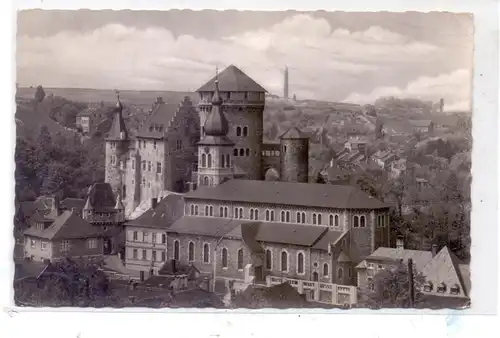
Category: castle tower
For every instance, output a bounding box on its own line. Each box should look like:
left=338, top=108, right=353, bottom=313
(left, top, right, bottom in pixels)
left=105, top=92, right=130, bottom=198
left=196, top=65, right=266, bottom=181
left=279, top=127, right=309, bottom=183
left=197, top=71, right=235, bottom=187
left=284, top=66, right=289, bottom=99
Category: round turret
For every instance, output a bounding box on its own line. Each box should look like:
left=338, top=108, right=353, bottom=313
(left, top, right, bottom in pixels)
left=279, top=127, right=309, bottom=183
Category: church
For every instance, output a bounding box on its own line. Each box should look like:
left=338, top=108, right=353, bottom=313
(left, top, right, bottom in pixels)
left=119, top=65, right=391, bottom=306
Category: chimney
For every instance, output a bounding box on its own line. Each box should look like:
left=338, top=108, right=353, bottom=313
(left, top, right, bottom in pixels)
left=396, top=236, right=404, bottom=249
left=151, top=198, right=158, bottom=209
left=431, top=244, right=438, bottom=257
left=171, top=259, right=177, bottom=274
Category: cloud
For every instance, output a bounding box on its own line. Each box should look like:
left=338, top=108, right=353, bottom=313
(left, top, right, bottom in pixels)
left=16, top=14, right=468, bottom=102
left=342, top=69, right=472, bottom=111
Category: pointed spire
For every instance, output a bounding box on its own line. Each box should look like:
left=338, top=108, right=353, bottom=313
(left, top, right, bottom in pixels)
left=211, top=66, right=223, bottom=106
left=84, top=196, right=93, bottom=211
left=107, top=90, right=129, bottom=141
left=203, top=67, right=229, bottom=137
left=115, top=90, right=123, bottom=111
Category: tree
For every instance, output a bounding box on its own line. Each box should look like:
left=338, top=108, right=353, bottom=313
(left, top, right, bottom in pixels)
left=358, top=262, right=425, bottom=309
left=315, top=172, right=326, bottom=184
left=35, top=85, right=46, bottom=102
left=15, top=257, right=112, bottom=307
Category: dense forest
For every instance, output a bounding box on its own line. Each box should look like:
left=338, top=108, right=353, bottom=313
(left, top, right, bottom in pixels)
left=15, top=125, right=105, bottom=201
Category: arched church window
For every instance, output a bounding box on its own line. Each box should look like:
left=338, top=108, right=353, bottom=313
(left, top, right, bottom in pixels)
left=236, top=126, right=242, bottom=136
left=360, top=215, right=366, bottom=228
left=201, top=153, right=206, bottom=167
left=245, top=148, right=250, bottom=156
left=226, top=154, right=230, bottom=167
left=188, top=242, right=195, bottom=262
left=234, top=149, right=238, bottom=156
left=222, top=248, right=228, bottom=268
left=265, top=249, right=272, bottom=270
left=239, top=149, right=244, bottom=157
left=281, top=251, right=288, bottom=272
left=207, top=154, right=212, bottom=168
left=174, top=240, right=180, bottom=260
left=353, top=216, right=359, bottom=228
left=237, top=249, right=244, bottom=270
left=323, top=263, right=329, bottom=276
left=203, top=176, right=209, bottom=186
left=297, top=252, right=304, bottom=274
left=243, top=126, right=248, bottom=137
left=220, top=154, right=225, bottom=168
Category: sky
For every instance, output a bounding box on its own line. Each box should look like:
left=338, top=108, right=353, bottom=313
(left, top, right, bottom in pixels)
left=16, top=10, right=474, bottom=110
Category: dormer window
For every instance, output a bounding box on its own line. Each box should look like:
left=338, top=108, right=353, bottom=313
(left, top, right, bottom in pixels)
left=450, top=284, right=460, bottom=295
left=423, top=281, right=433, bottom=292
left=437, top=282, right=447, bottom=293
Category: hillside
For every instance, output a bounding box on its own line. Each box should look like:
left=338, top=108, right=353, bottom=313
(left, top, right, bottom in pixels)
left=15, top=102, right=75, bottom=139
left=17, top=87, right=198, bottom=110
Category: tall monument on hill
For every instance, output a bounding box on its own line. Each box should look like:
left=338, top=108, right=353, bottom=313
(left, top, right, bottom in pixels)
left=284, top=66, right=289, bottom=99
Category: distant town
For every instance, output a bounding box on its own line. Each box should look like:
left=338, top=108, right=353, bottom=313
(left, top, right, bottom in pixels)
left=14, top=62, right=471, bottom=309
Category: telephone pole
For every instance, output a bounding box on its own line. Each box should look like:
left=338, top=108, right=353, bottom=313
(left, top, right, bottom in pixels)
left=408, top=258, right=415, bottom=307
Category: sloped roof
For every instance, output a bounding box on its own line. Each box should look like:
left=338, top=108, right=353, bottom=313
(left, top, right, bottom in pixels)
left=366, top=247, right=433, bottom=271
left=125, top=194, right=184, bottom=229
left=197, top=65, right=267, bottom=92
left=337, top=250, right=351, bottom=263
left=185, top=179, right=388, bottom=210
left=167, top=217, right=243, bottom=238
left=136, top=101, right=179, bottom=139
left=422, top=247, right=469, bottom=297
left=311, top=230, right=347, bottom=251
left=279, top=127, right=308, bottom=140
left=61, top=198, right=86, bottom=212
left=106, top=103, right=129, bottom=141
left=86, top=183, right=116, bottom=210
left=226, top=221, right=329, bottom=247
left=24, top=210, right=102, bottom=240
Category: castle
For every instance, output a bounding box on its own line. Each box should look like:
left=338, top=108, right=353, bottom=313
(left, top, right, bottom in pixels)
left=120, top=65, right=391, bottom=305
left=105, top=65, right=309, bottom=216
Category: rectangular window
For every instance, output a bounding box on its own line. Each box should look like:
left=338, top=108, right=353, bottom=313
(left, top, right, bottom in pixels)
left=142, top=249, right=147, bottom=260
left=87, top=238, right=97, bottom=249
left=148, top=161, right=152, bottom=172
left=153, top=140, right=157, bottom=149
left=152, top=251, right=157, bottom=262
left=152, top=233, right=157, bottom=243
left=157, top=162, right=162, bottom=173
left=161, top=251, right=166, bottom=261
left=30, top=238, right=36, bottom=248
left=133, top=249, right=138, bottom=259
left=132, top=159, right=135, bottom=170
left=142, top=161, right=146, bottom=171
left=133, top=231, right=138, bottom=241
left=60, top=240, right=69, bottom=252
left=41, top=241, right=47, bottom=251
left=176, top=139, right=183, bottom=151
